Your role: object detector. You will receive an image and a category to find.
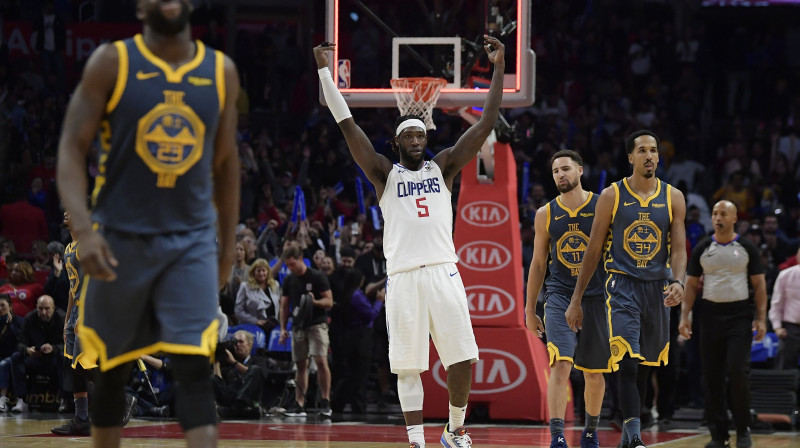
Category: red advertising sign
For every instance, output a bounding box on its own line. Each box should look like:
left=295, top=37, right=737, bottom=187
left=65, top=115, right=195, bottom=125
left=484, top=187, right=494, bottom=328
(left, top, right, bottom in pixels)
left=421, top=327, right=571, bottom=421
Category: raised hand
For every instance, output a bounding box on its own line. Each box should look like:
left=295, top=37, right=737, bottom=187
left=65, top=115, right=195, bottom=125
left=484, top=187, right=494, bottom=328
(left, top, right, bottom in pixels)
left=483, top=35, right=505, bottom=65
left=313, top=42, right=336, bottom=69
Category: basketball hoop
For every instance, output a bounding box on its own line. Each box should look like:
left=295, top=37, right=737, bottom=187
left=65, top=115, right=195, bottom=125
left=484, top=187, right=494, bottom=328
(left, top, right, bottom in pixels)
left=390, top=77, right=447, bottom=130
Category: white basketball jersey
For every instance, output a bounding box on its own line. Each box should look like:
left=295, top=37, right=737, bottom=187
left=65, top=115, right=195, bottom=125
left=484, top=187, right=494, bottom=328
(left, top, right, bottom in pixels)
left=380, top=161, right=458, bottom=275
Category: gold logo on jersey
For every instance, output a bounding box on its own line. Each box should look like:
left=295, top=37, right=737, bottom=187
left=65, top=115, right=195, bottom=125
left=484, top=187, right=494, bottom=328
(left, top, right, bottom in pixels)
left=556, top=223, right=589, bottom=276
left=65, top=250, right=79, bottom=297
left=136, top=90, right=205, bottom=188
left=652, top=203, right=666, bottom=208
left=623, top=212, right=662, bottom=268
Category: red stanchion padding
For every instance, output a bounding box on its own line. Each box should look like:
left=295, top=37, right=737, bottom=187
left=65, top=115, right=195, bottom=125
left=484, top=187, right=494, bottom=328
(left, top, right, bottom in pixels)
left=454, top=142, right=524, bottom=328
left=421, top=326, right=573, bottom=422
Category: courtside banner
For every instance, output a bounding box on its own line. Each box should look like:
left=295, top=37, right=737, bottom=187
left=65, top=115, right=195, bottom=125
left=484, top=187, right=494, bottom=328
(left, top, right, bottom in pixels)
left=454, top=142, right=524, bottom=327
left=420, top=326, right=571, bottom=421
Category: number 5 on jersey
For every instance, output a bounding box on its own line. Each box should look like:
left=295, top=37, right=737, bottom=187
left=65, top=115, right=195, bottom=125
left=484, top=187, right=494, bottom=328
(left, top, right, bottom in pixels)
left=416, top=197, right=429, bottom=217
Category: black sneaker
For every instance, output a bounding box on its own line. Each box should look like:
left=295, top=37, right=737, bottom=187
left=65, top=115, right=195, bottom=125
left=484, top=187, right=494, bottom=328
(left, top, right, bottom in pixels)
left=736, top=429, right=751, bottom=448
left=318, top=399, right=332, bottom=417
left=51, top=417, right=91, bottom=436
left=121, top=394, right=137, bottom=427
left=630, top=436, right=646, bottom=448
left=283, top=403, right=307, bottom=417
left=705, top=439, right=730, bottom=448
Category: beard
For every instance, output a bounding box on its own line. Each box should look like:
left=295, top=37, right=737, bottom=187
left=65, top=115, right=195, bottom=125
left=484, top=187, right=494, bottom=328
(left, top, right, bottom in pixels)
left=146, top=1, right=191, bottom=36
left=643, top=170, right=655, bottom=178
left=556, top=178, right=579, bottom=193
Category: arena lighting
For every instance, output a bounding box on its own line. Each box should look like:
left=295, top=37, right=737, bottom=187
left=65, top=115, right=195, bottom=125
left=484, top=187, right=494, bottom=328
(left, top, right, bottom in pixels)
left=332, top=0, right=522, bottom=95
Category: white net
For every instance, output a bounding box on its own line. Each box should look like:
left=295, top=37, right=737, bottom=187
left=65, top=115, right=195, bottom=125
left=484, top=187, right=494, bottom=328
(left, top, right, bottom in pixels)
left=390, top=77, right=447, bottom=130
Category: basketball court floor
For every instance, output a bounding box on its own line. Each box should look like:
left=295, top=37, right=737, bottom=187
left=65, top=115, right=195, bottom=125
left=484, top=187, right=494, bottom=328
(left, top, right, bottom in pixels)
left=3, top=412, right=798, bottom=447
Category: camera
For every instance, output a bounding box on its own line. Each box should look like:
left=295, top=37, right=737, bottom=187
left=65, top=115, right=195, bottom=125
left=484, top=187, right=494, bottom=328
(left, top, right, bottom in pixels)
left=215, top=338, right=237, bottom=361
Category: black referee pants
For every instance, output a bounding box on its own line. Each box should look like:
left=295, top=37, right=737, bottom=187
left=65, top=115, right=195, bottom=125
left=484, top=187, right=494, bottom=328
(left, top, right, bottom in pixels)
left=697, top=299, right=753, bottom=440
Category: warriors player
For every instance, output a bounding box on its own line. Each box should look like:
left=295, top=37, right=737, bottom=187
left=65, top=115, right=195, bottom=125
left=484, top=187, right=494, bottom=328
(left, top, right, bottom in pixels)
left=525, top=150, right=610, bottom=448
left=314, top=34, right=504, bottom=448
left=567, top=130, right=686, bottom=448
left=56, top=0, right=240, bottom=447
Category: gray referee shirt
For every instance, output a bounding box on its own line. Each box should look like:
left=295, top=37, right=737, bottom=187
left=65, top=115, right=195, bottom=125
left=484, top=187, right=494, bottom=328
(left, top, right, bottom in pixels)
left=687, top=235, right=765, bottom=303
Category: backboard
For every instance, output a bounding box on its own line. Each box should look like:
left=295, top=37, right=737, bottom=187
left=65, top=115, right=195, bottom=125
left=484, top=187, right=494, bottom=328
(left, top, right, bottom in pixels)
left=322, top=0, right=535, bottom=108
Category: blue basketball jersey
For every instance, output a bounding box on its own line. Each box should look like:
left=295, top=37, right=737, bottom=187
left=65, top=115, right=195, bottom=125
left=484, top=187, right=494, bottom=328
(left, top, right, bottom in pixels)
left=91, top=34, right=225, bottom=233
left=604, top=178, right=674, bottom=280
left=544, top=193, right=605, bottom=298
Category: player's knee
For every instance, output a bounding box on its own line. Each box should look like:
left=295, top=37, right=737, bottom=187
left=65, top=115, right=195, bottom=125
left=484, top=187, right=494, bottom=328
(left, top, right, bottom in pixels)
left=90, top=363, right=133, bottom=427
left=396, top=370, right=424, bottom=411
left=550, top=360, right=572, bottom=380
left=583, top=371, right=604, bottom=387
left=172, top=355, right=216, bottom=430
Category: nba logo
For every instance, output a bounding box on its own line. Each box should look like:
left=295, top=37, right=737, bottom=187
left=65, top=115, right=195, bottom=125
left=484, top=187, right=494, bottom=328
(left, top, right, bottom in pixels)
left=338, top=59, right=351, bottom=88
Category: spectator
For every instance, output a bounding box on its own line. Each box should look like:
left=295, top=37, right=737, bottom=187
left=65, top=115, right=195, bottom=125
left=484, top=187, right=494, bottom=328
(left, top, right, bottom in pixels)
left=9, top=295, right=65, bottom=412
left=235, top=258, right=280, bottom=336
left=0, top=261, right=44, bottom=317
left=128, top=355, right=174, bottom=418
left=30, top=240, right=49, bottom=272
left=0, top=238, right=17, bottom=282
left=278, top=244, right=333, bottom=417
left=769, top=246, right=800, bottom=370
left=0, top=187, right=48, bottom=257
left=32, top=0, right=66, bottom=82
left=0, top=294, right=24, bottom=412
left=212, top=330, right=267, bottom=418
left=221, top=241, right=250, bottom=318
left=712, top=171, right=755, bottom=219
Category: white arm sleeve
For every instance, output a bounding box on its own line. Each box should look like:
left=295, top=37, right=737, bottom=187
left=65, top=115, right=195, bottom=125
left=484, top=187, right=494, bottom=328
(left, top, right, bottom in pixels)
left=318, top=67, right=352, bottom=123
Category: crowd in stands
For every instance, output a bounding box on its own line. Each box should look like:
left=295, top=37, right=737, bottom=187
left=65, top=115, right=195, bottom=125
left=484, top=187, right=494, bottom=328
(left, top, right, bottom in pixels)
left=0, top=0, right=799, bottom=422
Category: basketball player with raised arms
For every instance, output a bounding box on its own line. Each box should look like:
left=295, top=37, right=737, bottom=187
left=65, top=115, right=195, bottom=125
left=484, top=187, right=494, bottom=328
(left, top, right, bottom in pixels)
left=57, top=0, right=240, bottom=447
left=566, top=130, right=687, bottom=448
left=525, top=150, right=610, bottom=448
left=314, top=35, right=504, bottom=448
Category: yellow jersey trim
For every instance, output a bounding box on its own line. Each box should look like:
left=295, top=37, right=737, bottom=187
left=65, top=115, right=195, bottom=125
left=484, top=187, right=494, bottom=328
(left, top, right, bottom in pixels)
left=622, top=177, right=662, bottom=207
left=106, top=41, right=128, bottom=114
left=666, top=184, right=673, bottom=223
left=547, top=342, right=574, bottom=367
left=215, top=50, right=225, bottom=113
left=545, top=202, right=551, bottom=234
left=133, top=34, right=206, bottom=84
left=556, top=192, right=594, bottom=218
left=77, top=275, right=219, bottom=371
left=611, top=183, right=620, bottom=224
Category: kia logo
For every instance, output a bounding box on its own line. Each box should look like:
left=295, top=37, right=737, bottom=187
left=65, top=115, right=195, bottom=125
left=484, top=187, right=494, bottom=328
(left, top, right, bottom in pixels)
left=457, top=241, right=511, bottom=271
left=460, top=201, right=509, bottom=227
left=432, top=348, right=526, bottom=394
left=465, top=285, right=515, bottom=319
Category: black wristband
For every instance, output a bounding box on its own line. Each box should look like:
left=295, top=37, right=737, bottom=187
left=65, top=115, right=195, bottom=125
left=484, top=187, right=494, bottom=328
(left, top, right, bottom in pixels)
left=668, top=279, right=684, bottom=288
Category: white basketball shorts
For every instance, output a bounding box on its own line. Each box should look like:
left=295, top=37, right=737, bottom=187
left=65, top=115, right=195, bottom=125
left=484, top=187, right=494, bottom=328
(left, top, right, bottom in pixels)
left=385, top=262, right=479, bottom=373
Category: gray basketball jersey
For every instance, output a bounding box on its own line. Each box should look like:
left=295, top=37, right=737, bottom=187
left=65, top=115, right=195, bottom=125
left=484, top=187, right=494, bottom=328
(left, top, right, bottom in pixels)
left=605, top=178, right=674, bottom=280
left=544, top=193, right=605, bottom=298
left=91, top=34, right=225, bottom=233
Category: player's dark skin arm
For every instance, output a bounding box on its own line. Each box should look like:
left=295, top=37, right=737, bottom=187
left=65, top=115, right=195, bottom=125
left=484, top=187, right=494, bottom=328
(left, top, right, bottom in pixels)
left=663, top=188, right=687, bottom=306
left=213, top=56, right=241, bottom=287
left=312, top=44, right=393, bottom=198
left=566, top=187, right=615, bottom=331
left=56, top=43, right=119, bottom=281
left=433, top=35, right=505, bottom=190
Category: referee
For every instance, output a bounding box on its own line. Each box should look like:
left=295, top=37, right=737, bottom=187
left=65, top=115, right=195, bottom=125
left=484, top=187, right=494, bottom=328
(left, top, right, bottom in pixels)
left=678, top=200, right=767, bottom=448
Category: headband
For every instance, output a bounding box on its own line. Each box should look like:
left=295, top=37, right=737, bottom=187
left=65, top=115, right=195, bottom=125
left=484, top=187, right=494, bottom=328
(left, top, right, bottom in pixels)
left=395, top=119, right=427, bottom=137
